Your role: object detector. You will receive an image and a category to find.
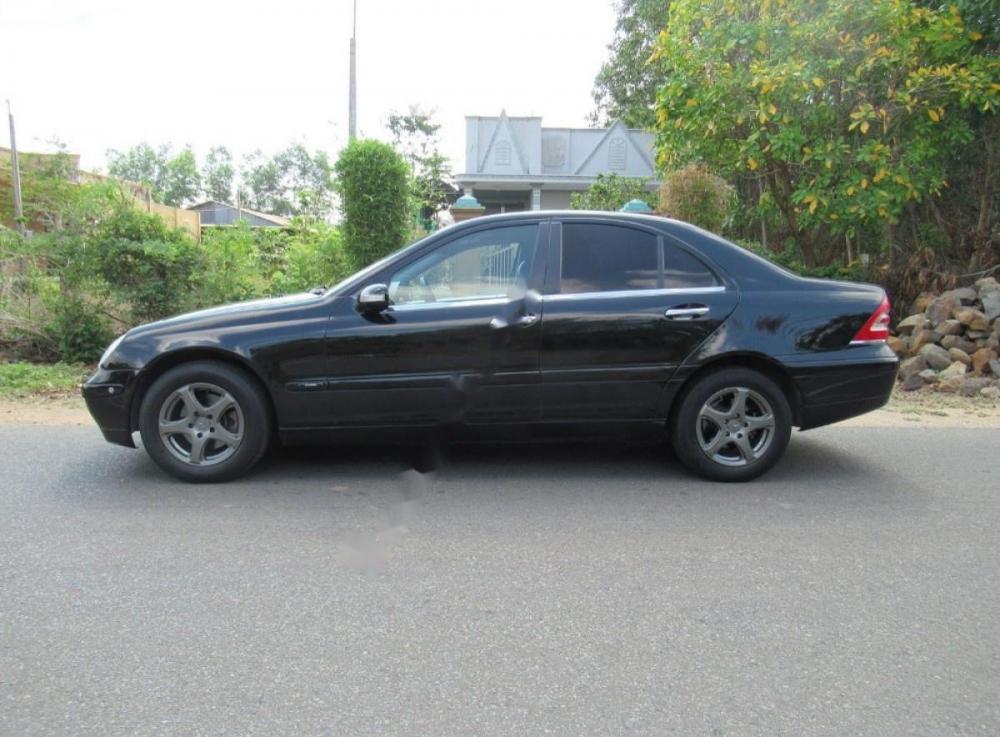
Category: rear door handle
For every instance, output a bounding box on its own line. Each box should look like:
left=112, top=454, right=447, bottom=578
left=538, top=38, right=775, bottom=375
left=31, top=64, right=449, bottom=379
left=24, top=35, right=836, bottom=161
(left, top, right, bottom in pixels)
left=664, top=305, right=710, bottom=321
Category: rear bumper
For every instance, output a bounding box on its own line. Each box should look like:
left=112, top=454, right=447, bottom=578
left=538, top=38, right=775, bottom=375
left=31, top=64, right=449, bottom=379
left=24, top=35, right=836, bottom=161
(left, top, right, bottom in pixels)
left=785, top=348, right=897, bottom=430
left=82, top=369, right=139, bottom=448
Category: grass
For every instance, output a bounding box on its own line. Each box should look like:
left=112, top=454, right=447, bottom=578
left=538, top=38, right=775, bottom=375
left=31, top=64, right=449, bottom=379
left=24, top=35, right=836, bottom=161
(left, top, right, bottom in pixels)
left=0, top=362, right=90, bottom=398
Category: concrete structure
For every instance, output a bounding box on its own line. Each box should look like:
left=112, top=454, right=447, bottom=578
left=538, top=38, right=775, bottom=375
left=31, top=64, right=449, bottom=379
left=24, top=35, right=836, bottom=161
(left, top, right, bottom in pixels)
left=186, top=200, right=290, bottom=229
left=455, top=111, right=658, bottom=214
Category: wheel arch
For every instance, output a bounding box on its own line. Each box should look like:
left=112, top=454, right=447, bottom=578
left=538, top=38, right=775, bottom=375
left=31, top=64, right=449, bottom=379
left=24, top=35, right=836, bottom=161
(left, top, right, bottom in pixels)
left=668, top=352, right=803, bottom=429
left=128, top=348, right=277, bottom=433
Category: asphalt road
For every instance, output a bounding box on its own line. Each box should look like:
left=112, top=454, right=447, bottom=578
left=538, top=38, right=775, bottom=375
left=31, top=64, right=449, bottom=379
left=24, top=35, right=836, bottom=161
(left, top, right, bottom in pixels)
left=1, top=424, right=998, bottom=737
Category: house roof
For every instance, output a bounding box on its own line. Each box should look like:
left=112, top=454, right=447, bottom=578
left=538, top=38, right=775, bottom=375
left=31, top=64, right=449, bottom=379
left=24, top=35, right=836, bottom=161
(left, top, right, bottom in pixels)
left=186, top=200, right=290, bottom=226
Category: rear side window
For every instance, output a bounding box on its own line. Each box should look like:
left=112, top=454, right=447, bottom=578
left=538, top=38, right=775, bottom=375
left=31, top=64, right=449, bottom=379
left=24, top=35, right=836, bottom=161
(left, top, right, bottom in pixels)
left=664, top=243, right=718, bottom=289
left=560, top=224, right=658, bottom=294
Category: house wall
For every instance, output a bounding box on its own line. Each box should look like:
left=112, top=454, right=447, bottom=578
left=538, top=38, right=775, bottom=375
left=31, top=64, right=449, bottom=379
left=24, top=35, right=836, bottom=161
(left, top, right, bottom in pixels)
left=540, top=190, right=572, bottom=210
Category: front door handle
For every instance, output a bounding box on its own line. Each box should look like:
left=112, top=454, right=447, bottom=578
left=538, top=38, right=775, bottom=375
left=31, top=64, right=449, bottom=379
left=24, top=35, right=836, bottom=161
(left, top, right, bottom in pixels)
left=490, top=313, right=539, bottom=330
left=665, top=304, right=710, bottom=321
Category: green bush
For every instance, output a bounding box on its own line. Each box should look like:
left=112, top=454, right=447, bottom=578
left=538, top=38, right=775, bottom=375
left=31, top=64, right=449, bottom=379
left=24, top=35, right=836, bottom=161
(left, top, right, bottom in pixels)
left=570, top=173, right=656, bottom=211
left=659, top=165, right=734, bottom=233
left=272, top=223, right=349, bottom=294
left=92, top=202, right=202, bottom=322
left=44, top=295, right=111, bottom=364
left=198, top=223, right=271, bottom=305
left=736, top=239, right=865, bottom=281
left=334, top=139, right=410, bottom=269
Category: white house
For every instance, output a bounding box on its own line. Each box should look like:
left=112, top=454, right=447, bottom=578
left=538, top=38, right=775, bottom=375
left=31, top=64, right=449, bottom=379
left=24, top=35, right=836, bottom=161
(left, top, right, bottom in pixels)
left=455, top=111, right=659, bottom=214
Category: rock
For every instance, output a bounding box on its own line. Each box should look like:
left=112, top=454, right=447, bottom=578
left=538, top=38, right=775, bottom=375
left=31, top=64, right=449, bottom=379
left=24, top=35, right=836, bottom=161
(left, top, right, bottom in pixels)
left=974, top=276, right=999, bottom=292
left=958, top=377, right=992, bottom=397
left=988, top=332, right=999, bottom=351
left=925, top=295, right=958, bottom=326
left=900, top=373, right=924, bottom=391
left=910, top=329, right=939, bottom=353
left=990, top=358, right=1000, bottom=378
left=898, top=355, right=927, bottom=381
left=919, top=343, right=952, bottom=371
left=938, top=361, right=968, bottom=381
left=940, top=335, right=961, bottom=349
left=954, top=307, right=990, bottom=331
left=918, top=369, right=940, bottom=383
left=971, top=348, right=998, bottom=375
left=981, top=386, right=1000, bottom=400
left=966, top=330, right=989, bottom=339
left=896, top=313, right=928, bottom=334
left=948, top=347, right=971, bottom=365
left=935, top=319, right=963, bottom=335
left=937, top=376, right=963, bottom=393
left=911, top=291, right=936, bottom=314
left=981, top=290, right=1000, bottom=322
left=957, top=337, right=981, bottom=354
left=887, top=335, right=907, bottom=356
left=941, top=286, right=978, bottom=305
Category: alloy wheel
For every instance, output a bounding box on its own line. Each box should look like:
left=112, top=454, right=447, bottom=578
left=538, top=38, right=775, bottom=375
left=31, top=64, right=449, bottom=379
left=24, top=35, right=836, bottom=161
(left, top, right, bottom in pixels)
left=695, top=386, right=776, bottom=467
left=157, top=382, right=245, bottom=466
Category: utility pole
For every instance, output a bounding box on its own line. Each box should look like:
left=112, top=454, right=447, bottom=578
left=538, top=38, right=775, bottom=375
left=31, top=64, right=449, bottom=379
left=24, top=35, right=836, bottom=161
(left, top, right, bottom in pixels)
left=6, top=100, right=26, bottom=235
left=348, top=0, right=357, bottom=141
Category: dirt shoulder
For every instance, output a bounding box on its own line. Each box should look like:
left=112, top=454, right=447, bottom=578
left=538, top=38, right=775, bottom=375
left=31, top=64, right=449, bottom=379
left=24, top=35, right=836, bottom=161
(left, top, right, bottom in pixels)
left=3, top=388, right=999, bottom=429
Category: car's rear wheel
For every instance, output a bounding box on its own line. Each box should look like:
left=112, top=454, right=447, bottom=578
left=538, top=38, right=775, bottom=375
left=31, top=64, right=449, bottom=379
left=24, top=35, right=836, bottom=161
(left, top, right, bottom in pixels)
left=671, top=367, right=792, bottom=482
left=138, top=361, right=271, bottom=482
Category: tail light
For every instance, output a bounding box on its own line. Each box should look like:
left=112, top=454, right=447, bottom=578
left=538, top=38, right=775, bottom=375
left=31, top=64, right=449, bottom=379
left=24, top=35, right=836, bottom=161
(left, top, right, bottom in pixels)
left=850, top=295, right=891, bottom=345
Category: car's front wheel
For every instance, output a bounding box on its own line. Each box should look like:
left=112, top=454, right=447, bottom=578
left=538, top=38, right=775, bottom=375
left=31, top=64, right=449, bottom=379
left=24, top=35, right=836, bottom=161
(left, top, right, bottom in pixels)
left=138, top=361, right=271, bottom=482
left=670, top=367, right=792, bottom=482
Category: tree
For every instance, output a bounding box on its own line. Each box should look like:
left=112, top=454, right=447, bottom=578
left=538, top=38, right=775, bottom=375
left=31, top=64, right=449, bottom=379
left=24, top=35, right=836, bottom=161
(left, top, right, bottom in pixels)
left=334, top=139, right=410, bottom=269
left=106, top=143, right=201, bottom=206
left=202, top=146, right=235, bottom=203
left=239, top=144, right=334, bottom=219
left=161, top=147, right=201, bottom=207
left=591, top=0, right=672, bottom=129
left=652, top=0, right=999, bottom=266
left=388, top=106, right=453, bottom=222
left=570, top=174, right=656, bottom=211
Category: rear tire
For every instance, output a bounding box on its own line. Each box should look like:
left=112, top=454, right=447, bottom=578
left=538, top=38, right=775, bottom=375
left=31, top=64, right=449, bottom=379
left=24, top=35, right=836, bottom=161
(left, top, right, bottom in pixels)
left=670, top=367, right=792, bottom=482
left=138, top=361, right=271, bottom=482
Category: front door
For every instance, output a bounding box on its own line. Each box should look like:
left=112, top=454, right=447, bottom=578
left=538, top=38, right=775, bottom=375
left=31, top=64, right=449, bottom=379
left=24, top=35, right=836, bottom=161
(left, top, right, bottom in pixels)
left=539, top=220, right=737, bottom=422
left=321, top=222, right=546, bottom=427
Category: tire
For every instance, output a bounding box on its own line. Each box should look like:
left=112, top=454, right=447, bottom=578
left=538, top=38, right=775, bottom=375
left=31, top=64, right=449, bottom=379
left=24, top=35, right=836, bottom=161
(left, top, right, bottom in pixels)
left=670, top=367, right=792, bottom=482
left=138, top=361, right=271, bottom=482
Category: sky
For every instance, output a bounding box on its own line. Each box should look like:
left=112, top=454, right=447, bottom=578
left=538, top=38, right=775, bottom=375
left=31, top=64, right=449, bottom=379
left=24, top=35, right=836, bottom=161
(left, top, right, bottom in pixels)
left=1, top=0, right=619, bottom=178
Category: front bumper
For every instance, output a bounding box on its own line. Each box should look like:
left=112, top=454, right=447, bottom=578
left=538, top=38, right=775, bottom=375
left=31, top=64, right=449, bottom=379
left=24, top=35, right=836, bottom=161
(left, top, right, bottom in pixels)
left=82, top=368, right=139, bottom=447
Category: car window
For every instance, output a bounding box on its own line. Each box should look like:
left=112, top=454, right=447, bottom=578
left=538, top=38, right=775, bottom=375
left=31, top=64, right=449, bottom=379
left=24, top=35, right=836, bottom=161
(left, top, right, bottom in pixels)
left=560, top=223, right=658, bottom=294
left=663, top=244, right=719, bottom=289
left=389, top=224, right=538, bottom=306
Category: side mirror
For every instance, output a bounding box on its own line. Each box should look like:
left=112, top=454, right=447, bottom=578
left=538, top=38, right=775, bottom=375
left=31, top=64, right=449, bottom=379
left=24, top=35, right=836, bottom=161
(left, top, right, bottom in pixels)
left=357, top=283, right=390, bottom=312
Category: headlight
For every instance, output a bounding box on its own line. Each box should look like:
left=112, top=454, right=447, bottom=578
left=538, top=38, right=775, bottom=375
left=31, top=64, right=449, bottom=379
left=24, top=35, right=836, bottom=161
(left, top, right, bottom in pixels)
left=99, top=334, right=125, bottom=368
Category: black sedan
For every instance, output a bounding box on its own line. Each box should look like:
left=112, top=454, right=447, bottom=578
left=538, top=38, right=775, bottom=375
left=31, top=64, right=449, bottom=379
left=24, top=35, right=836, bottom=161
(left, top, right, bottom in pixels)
left=83, top=212, right=897, bottom=482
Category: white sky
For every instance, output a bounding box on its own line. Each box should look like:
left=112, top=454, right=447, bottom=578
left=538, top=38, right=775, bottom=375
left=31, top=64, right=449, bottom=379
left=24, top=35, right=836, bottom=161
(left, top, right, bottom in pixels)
left=1, top=0, right=618, bottom=177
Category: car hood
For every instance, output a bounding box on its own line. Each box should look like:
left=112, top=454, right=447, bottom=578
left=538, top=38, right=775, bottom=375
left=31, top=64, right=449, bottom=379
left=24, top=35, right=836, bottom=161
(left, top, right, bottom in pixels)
left=126, top=292, right=327, bottom=337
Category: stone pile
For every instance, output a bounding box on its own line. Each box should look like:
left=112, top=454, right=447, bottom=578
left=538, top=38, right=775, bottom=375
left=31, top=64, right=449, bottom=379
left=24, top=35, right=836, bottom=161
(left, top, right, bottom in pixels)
left=890, top=276, right=1000, bottom=398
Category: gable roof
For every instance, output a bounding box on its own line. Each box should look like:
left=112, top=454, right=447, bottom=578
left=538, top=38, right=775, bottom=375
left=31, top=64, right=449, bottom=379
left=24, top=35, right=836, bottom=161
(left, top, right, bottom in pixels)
left=572, top=120, right=655, bottom=176
left=477, top=110, right=529, bottom=175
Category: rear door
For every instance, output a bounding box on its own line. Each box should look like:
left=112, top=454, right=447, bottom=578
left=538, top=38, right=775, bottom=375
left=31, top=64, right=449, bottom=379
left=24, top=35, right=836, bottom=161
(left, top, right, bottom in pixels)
left=538, top=219, right=737, bottom=421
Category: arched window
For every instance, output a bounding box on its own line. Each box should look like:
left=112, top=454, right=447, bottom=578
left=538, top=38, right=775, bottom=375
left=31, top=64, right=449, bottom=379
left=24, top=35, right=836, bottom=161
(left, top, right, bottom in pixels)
left=608, top=137, right=627, bottom=170
left=495, top=140, right=511, bottom=166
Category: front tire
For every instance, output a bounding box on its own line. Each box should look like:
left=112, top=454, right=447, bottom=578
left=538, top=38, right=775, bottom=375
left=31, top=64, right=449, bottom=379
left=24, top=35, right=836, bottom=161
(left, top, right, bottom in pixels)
left=138, top=361, right=271, bottom=482
left=670, top=367, right=792, bottom=482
